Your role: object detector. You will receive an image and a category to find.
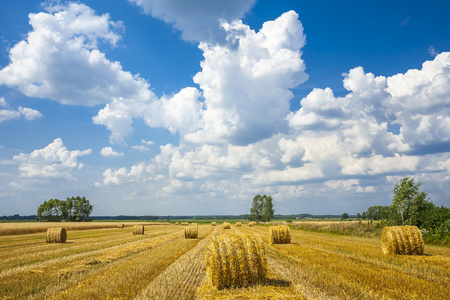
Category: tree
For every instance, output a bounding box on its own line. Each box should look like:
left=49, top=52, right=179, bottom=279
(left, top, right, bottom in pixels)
left=356, top=213, right=361, bottom=220
left=249, top=194, right=275, bottom=222
left=365, top=205, right=390, bottom=220
left=390, top=177, right=428, bottom=226
left=66, top=196, right=93, bottom=222
left=37, top=199, right=65, bottom=222
left=262, top=195, right=274, bottom=222
left=37, top=196, right=93, bottom=222
left=361, top=212, right=367, bottom=220
left=341, top=213, right=349, bottom=220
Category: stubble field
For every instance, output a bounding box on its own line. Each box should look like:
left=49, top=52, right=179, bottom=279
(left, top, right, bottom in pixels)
left=0, top=222, right=449, bottom=299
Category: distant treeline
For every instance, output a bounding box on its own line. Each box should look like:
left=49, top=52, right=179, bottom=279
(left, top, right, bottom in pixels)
left=1, top=213, right=348, bottom=221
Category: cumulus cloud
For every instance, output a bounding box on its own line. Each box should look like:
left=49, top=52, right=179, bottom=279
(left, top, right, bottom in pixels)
left=13, top=138, right=92, bottom=179
left=93, top=11, right=307, bottom=145
left=0, top=97, right=42, bottom=122
left=128, top=0, right=256, bottom=42
left=100, top=147, right=124, bottom=158
left=97, top=51, right=450, bottom=213
left=186, top=11, right=308, bottom=145
left=18, top=107, right=42, bottom=121
left=0, top=2, right=151, bottom=105
left=385, top=52, right=450, bottom=148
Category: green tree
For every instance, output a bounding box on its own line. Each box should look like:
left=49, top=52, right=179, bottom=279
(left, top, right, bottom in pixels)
left=37, top=196, right=93, bottom=222
left=356, top=213, right=361, bottom=220
left=262, top=195, right=274, bottom=222
left=249, top=195, right=264, bottom=221
left=66, top=196, right=93, bottom=222
left=249, top=194, right=275, bottom=222
left=390, top=177, right=428, bottom=226
left=361, top=212, right=367, bottom=220
left=365, top=205, right=390, bottom=220
left=341, top=213, right=349, bottom=220
left=37, top=199, right=65, bottom=222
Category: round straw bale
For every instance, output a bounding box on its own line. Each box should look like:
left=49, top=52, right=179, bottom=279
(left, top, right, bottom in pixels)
left=46, top=228, right=67, bottom=243
left=205, top=233, right=266, bottom=289
left=248, top=221, right=256, bottom=227
left=269, top=225, right=291, bottom=244
left=236, top=222, right=242, bottom=227
left=211, top=222, right=217, bottom=226
left=381, top=225, right=424, bottom=255
left=185, top=225, right=198, bottom=238
left=223, top=222, right=231, bottom=229
left=133, top=225, right=145, bottom=235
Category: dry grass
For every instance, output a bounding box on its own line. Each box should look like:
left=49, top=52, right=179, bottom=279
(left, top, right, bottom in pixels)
left=239, top=225, right=450, bottom=300
left=0, top=222, right=166, bottom=236
left=269, top=225, right=290, bottom=244
left=136, top=226, right=217, bottom=300
left=381, top=225, right=424, bottom=255
left=46, top=228, right=67, bottom=243
left=205, top=232, right=267, bottom=289
left=133, top=225, right=144, bottom=235
left=1, top=222, right=449, bottom=299
left=117, top=223, right=124, bottom=228
left=185, top=225, right=199, bottom=239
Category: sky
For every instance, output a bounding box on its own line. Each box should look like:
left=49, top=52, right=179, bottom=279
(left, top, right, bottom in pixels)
left=1, top=0, right=449, bottom=216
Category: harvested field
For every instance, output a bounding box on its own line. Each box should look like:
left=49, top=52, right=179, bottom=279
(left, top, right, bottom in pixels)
left=0, top=222, right=448, bottom=299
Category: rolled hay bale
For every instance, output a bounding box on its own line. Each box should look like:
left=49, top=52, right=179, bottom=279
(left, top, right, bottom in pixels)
left=248, top=221, right=256, bottom=227
left=133, top=225, right=145, bottom=235
left=223, top=222, right=231, bottom=229
left=211, top=222, right=216, bottom=226
left=206, top=233, right=267, bottom=289
left=184, top=225, right=198, bottom=239
left=381, top=225, right=424, bottom=255
left=175, top=222, right=179, bottom=225
left=181, top=222, right=189, bottom=226
left=269, top=225, right=291, bottom=244
left=236, top=222, right=242, bottom=227
left=118, top=223, right=124, bottom=228
left=46, top=228, right=67, bottom=243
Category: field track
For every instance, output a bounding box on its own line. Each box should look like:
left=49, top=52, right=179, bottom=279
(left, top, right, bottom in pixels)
left=0, top=223, right=449, bottom=299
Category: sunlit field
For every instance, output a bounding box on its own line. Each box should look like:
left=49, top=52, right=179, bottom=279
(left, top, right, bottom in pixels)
left=0, top=222, right=448, bottom=299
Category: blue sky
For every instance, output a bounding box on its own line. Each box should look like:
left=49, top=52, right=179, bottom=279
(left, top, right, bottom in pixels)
left=1, top=0, right=449, bottom=216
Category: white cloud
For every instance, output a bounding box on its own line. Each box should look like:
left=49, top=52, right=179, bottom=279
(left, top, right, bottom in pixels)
left=385, top=52, right=450, bottom=148
left=0, top=97, right=42, bottom=122
left=13, top=138, right=92, bottom=179
left=0, top=2, right=151, bottom=105
left=186, top=11, right=308, bottom=145
left=100, top=147, right=124, bottom=158
left=428, top=45, right=439, bottom=57
left=132, top=145, right=150, bottom=152
left=0, top=109, right=21, bottom=123
left=92, top=11, right=307, bottom=146
left=128, top=0, right=256, bottom=42
left=18, top=106, right=42, bottom=121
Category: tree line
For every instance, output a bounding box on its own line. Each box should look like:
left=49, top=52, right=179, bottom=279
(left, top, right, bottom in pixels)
left=37, top=196, right=93, bottom=222
left=358, top=177, right=450, bottom=239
